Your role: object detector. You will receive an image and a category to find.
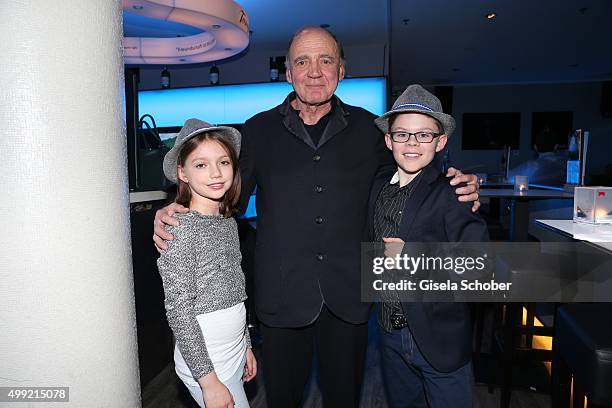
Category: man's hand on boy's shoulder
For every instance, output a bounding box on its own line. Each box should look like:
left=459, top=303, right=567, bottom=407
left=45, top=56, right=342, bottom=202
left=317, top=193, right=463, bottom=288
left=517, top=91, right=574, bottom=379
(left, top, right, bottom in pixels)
left=445, top=167, right=480, bottom=212
left=153, top=202, right=190, bottom=252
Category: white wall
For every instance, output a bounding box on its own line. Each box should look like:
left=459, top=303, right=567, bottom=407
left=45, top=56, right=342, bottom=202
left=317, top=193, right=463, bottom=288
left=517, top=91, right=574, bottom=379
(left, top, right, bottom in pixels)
left=448, top=82, right=612, bottom=180
left=1, top=1, right=140, bottom=406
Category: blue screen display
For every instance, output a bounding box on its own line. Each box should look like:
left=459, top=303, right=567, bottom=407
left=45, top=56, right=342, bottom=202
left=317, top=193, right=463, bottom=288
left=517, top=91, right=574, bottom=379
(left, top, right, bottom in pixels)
left=139, top=77, right=387, bottom=127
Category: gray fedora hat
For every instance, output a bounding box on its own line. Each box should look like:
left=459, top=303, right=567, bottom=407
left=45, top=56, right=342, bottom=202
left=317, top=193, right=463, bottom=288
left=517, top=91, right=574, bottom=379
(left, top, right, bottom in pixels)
left=375, top=84, right=456, bottom=137
left=163, top=118, right=241, bottom=184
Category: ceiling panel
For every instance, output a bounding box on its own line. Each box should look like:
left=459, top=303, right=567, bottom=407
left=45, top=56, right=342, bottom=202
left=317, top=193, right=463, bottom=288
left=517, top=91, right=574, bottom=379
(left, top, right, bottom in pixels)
left=390, top=0, right=612, bottom=86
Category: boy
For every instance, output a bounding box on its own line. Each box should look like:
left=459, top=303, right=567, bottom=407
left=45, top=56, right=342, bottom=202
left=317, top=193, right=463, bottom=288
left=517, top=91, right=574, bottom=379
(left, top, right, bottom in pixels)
left=369, top=85, right=489, bottom=408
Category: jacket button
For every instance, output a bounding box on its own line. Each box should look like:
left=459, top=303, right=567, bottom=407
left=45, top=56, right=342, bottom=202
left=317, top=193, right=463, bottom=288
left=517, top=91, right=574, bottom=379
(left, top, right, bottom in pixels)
left=315, top=185, right=324, bottom=193
left=313, top=155, right=321, bottom=162
left=316, top=254, right=324, bottom=261
left=315, top=216, right=324, bottom=224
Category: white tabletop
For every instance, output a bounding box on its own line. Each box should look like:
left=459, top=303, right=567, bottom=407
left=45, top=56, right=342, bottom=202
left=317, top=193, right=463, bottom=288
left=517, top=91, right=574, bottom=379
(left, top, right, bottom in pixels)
left=129, top=190, right=168, bottom=203
left=480, top=189, right=574, bottom=199
left=536, top=219, right=612, bottom=252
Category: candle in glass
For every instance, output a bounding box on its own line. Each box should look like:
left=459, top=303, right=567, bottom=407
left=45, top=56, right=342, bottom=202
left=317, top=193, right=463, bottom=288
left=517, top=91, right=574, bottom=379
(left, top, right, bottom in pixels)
left=514, top=176, right=529, bottom=192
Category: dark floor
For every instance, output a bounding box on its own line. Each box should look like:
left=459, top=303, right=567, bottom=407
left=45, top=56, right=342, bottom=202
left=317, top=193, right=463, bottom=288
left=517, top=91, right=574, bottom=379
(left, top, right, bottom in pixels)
left=142, top=317, right=552, bottom=408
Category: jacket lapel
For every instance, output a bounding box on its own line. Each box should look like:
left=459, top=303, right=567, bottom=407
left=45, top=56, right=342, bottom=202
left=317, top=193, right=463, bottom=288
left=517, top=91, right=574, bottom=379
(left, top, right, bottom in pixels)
left=280, top=94, right=349, bottom=150
left=280, top=96, right=317, bottom=150
left=398, top=164, right=441, bottom=239
left=317, top=99, right=349, bottom=147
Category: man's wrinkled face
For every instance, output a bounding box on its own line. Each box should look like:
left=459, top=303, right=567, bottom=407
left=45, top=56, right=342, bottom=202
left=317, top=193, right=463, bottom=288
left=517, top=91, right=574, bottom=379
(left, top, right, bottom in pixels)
left=286, top=29, right=345, bottom=106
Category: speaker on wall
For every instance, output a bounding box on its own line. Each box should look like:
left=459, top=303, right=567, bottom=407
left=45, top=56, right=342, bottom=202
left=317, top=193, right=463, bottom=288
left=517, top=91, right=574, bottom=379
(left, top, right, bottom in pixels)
left=601, top=81, right=612, bottom=118
left=435, top=86, right=453, bottom=116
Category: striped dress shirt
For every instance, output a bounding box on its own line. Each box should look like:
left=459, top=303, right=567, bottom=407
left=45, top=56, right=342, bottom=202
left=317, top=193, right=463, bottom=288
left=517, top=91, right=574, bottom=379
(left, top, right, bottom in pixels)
left=373, top=171, right=423, bottom=332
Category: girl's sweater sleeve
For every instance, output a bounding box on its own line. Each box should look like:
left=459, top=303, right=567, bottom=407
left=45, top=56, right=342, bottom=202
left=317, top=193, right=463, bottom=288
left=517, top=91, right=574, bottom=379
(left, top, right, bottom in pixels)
left=157, top=223, right=214, bottom=380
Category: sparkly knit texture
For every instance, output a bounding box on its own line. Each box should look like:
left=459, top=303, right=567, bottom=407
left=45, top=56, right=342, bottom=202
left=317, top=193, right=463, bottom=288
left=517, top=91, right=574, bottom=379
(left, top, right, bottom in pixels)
left=157, top=211, right=251, bottom=380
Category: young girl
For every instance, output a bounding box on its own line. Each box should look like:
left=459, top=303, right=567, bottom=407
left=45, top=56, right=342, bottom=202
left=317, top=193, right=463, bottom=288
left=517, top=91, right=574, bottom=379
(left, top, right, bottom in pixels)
left=157, top=118, right=256, bottom=408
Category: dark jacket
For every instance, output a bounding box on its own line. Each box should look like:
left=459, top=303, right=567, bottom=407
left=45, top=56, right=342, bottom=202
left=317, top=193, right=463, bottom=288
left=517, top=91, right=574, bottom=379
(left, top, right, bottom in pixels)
left=368, top=163, right=489, bottom=372
left=240, top=93, right=394, bottom=327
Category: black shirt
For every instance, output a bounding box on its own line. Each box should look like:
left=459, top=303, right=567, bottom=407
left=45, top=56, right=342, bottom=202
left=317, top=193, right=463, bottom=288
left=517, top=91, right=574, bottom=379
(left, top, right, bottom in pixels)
left=296, top=104, right=334, bottom=147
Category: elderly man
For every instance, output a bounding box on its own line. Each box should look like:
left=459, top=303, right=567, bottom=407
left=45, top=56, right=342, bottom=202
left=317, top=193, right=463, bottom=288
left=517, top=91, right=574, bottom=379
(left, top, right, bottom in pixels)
left=154, top=27, right=479, bottom=407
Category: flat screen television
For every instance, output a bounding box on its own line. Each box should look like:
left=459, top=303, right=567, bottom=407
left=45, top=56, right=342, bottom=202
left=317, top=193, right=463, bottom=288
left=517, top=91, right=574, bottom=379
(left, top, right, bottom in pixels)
left=462, top=112, right=521, bottom=150
left=138, top=76, right=387, bottom=127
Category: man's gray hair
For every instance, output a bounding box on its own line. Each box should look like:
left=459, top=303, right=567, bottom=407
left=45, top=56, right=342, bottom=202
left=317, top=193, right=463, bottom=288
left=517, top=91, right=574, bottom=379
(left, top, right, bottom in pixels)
left=285, top=26, right=345, bottom=69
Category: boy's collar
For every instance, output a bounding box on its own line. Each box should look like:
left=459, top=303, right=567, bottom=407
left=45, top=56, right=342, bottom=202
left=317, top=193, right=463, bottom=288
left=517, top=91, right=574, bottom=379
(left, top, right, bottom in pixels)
left=390, top=171, right=401, bottom=185
left=389, top=163, right=442, bottom=185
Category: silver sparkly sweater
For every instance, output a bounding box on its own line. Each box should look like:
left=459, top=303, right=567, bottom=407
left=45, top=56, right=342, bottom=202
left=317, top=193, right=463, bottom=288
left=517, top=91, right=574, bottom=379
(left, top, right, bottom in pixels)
left=156, top=211, right=251, bottom=380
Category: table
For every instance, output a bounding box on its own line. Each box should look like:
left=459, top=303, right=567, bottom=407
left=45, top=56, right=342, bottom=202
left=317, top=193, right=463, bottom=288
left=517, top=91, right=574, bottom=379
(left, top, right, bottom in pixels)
left=533, top=220, right=612, bottom=407
left=481, top=183, right=564, bottom=190
left=129, top=190, right=168, bottom=204
left=496, top=218, right=610, bottom=406
left=480, top=189, right=574, bottom=241
left=535, top=219, right=612, bottom=254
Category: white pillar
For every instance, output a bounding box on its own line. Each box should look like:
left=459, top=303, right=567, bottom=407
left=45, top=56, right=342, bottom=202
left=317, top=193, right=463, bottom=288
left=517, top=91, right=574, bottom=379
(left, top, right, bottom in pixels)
left=0, top=1, right=141, bottom=407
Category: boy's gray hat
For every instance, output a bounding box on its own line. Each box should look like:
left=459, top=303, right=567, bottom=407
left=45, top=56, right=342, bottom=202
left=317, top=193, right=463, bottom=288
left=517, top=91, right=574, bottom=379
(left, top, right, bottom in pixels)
left=163, top=118, right=241, bottom=184
left=375, top=84, right=456, bottom=137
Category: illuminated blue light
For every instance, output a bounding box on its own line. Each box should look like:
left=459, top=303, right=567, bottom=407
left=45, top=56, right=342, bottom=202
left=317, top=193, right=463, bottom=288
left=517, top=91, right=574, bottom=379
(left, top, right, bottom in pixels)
left=241, top=194, right=257, bottom=219
left=567, top=160, right=580, bottom=184
left=139, top=77, right=386, bottom=127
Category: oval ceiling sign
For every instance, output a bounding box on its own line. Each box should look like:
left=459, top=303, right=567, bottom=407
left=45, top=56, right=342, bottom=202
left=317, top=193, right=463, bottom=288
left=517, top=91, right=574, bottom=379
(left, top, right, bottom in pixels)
left=123, top=0, right=249, bottom=65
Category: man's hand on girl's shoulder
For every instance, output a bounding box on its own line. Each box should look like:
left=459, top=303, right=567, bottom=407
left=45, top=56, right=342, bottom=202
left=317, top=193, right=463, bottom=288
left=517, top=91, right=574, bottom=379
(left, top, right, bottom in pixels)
left=153, top=202, right=190, bottom=252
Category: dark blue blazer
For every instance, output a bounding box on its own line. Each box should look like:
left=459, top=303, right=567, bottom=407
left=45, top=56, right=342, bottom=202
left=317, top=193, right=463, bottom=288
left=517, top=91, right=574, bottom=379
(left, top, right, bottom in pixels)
left=368, top=163, right=489, bottom=372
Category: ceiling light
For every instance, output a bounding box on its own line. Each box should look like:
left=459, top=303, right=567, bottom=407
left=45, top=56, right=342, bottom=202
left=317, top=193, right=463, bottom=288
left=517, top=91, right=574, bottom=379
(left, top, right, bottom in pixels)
left=485, top=12, right=497, bottom=20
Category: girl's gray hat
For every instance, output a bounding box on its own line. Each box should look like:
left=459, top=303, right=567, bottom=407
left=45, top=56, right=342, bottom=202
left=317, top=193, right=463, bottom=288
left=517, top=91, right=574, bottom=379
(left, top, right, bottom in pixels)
left=162, top=118, right=241, bottom=184
left=375, top=84, right=456, bottom=137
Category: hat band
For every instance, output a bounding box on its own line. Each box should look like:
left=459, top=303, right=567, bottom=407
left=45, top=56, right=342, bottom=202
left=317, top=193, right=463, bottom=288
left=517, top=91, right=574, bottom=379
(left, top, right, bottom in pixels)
left=392, top=102, right=435, bottom=112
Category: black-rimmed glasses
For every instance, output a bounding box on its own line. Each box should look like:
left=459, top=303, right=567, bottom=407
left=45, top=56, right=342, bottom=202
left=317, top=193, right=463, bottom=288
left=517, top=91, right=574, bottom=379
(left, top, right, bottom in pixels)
left=389, top=131, right=440, bottom=143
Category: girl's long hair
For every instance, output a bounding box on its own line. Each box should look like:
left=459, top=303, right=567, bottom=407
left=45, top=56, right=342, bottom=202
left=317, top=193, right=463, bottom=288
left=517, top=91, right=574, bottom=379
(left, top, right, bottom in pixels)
left=175, top=132, right=241, bottom=218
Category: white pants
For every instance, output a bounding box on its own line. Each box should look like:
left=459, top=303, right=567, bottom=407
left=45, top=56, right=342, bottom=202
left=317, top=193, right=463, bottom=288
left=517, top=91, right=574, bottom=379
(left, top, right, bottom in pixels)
left=174, top=302, right=250, bottom=407
left=175, top=348, right=249, bottom=408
